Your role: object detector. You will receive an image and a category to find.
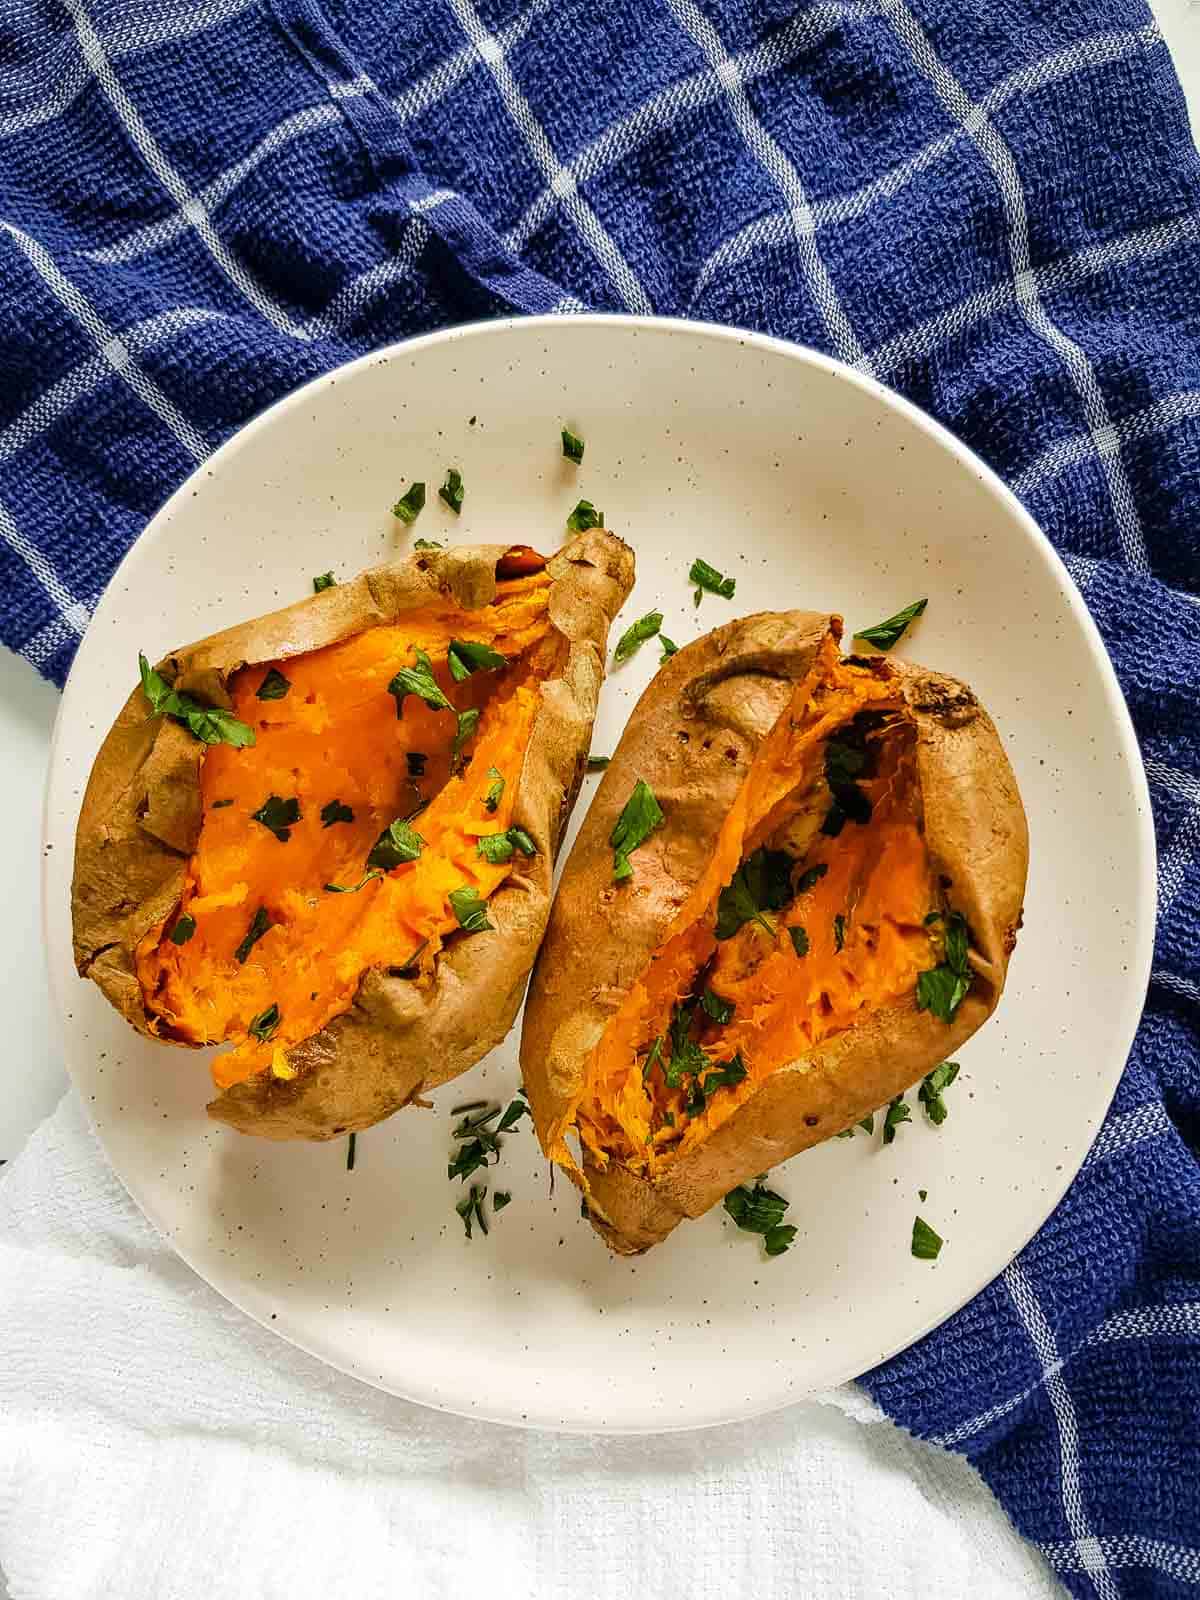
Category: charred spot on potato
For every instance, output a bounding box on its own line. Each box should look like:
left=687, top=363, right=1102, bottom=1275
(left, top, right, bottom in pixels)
left=135, top=563, right=566, bottom=1094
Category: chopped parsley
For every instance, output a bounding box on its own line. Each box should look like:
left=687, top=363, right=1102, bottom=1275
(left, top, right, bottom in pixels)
left=256, top=667, right=290, bottom=701
left=251, top=794, right=301, bottom=842
left=493, top=1190, right=512, bottom=1212
left=451, top=707, right=480, bottom=768
left=484, top=766, right=504, bottom=811
left=169, top=914, right=196, bottom=946
left=821, top=730, right=873, bottom=837
left=614, top=610, right=663, bottom=664
left=561, top=427, right=584, bottom=464
left=918, top=1060, right=961, bottom=1126
left=234, top=906, right=273, bottom=965
left=456, top=1184, right=488, bottom=1238
left=834, top=913, right=846, bottom=953
left=912, top=1215, right=943, bottom=1260
left=795, top=862, right=829, bottom=895
left=586, top=755, right=610, bottom=771
left=413, top=538, right=443, bottom=550
left=247, top=1003, right=280, bottom=1043
left=689, top=557, right=736, bottom=604
left=346, top=1132, right=356, bottom=1171
left=439, top=468, right=464, bottom=514
left=212, top=798, right=234, bottom=809
left=715, top=847, right=793, bottom=940
left=700, top=1052, right=748, bottom=1099
left=449, top=885, right=493, bottom=934
left=448, top=638, right=506, bottom=682
left=723, top=1181, right=797, bottom=1258
left=659, top=635, right=679, bottom=662
left=854, top=598, right=927, bottom=652
left=566, top=498, right=604, bottom=532
left=476, top=826, right=536, bottom=865
left=320, top=799, right=354, bottom=828
left=916, top=911, right=973, bottom=1023
left=789, top=926, right=809, bottom=957
left=324, top=870, right=383, bottom=894
left=392, top=481, right=426, bottom=524
left=835, top=1111, right=877, bottom=1141
left=448, top=1094, right=527, bottom=1186
left=366, top=817, right=424, bottom=870
left=138, top=654, right=255, bottom=749
left=497, top=1094, right=529, bottom=1133
left=610, top=778, right=664, bottom=881
left=312, top=572, right=335, bottom=592
left=388, top=647, right=453, bottom=717
left=407, top=752, right=428, bottom=779
left=701, top=988, right=735, bottom=1025
left=882, top=1095, right=912, bottom=1145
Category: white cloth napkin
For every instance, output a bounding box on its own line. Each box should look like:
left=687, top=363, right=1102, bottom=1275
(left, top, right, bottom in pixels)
left=0, top=1093, right=1062, bottom=1600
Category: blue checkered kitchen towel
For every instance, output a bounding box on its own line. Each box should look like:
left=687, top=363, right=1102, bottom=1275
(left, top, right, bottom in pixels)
left=2, top=0, right=1199, bottom=1591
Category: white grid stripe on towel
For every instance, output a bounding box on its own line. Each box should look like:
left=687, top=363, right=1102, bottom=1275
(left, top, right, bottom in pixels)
left=1041, top=1536, right=1200, bottom=1586
left=1083, top=1101, right=1174, bottom=1169
left=1015, top=388, right=1200, bottom=498
left=933, top=1300, right=1200, bottom=1450
left=445, top=0, right=654, bottom=315
left=879, top=0, right=1149, bottom=576
left=665, top=0, right=868, bottom=368
left=1003, top=1261, right=1121, bottom=1600
left=1152, top=967, right=1200, bottom=1004
left=0, top=496, right=91, bottom=640
left=63, top=0, right=308, bottom=339
left=0, top=221, right=208, bottom=462
left=690, top=23, right=1160, bottom=303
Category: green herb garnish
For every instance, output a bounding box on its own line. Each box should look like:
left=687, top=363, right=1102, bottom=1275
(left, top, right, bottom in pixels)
left=882, top=1095, right=911, bottom=1145
left=642, top=1036, right=664, bottom=1081
left=701, top=988, right=735, bottom=1025
left=821, top=731, right=873, bottom=837
left=566, top=498, right=604, bottom=532
left=610, top=778, right=664, bottom=882
left=247, top=1003, right=280, bottom=1043
left=234, top=906, right=273, bottom=965
left=313, top=572, right=335, bottom=592
left=689, top=557, right=735, bottom=604
left=256, top=667, right=291, bottom=701
left=413, top=537, right=443, bottom=550
left=700, top=1052, right=748, bottom=1098
left=493, top=1190, right=512, bottom=1212
left=449, top=885, right=493, bottom=934
left=476, top=827, right=537, bottom=865
left=912, top=1215, right=943, bottom=1260
left=497, top=1094, right=529, bottom=1133
left=456, top=1184, right=488, bottom=1238
left=918, top=1060, right=961, bottom=1125
left=252, top=794, right=301, bottom=842
left=448, top=638, right=506, bottom=682
left=346, top=1132, right=356, bottom=1170
left=586, top=755, right=610, bottom=771
left=324, top=870, right=383, bottom=894
left=169, top=913, right=196, bottom=945
left=834, top=913, right=846, bottom=953
left=715, top=847, right=793, bottom=939
left=138, top=654, right=255, bottom=749
left=408, top=752, right=428, bottom=778
left=320, top=799, right=354, bottom=828
left=484, top=766, right=504, bottom=811
left=389, top=647, right=453, bottom=716
left=451, top=707, right=480, bottom=768
left=659, top=635, right=679, bottom=662
left=789, top=926, right=809, bottom=957
left=795, top=863, right=829, bottom=894
left=854, top=598, right=927, bottom=652
left=723, top=1181, right=796, bottom=1258
left=614, top=610, right=663, bottom=664
left=562, top=427, right=584, bottom=464
left=212, top=798, right=234, bottom=809
left=366, top=817, right=424, bottom=870
left=439, top=468, right=464, bottom=514
left=392, top=482, right=426, bottom=524
left=916, top=911, right=972, bottom=1023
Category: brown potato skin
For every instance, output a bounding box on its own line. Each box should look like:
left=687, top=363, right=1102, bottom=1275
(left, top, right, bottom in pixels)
left=519, top=615, right=1029, bottom=1253
left=71, top=531, right=634, bottom=1140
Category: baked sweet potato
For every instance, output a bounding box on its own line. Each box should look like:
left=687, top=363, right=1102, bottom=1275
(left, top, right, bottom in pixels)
left=72, top=531, right=634, bottom=1139
left=520, top=611, right=1028, bottom=1252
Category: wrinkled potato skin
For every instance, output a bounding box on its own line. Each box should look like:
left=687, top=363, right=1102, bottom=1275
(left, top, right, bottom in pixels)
left=71, top=531, right=634, bottom=1140
left=519, top=614, right=1029, bottom=1253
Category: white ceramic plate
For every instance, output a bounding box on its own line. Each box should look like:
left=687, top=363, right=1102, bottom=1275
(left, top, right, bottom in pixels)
left=43, top=316, right=1154, bottom=1432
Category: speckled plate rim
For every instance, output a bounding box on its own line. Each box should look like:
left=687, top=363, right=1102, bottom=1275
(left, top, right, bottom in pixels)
left=42, top=314, right=1156, bottom=1433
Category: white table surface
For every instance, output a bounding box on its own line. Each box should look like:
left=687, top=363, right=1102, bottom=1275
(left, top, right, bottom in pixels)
left=2, top=1, right=1197, bottom=1165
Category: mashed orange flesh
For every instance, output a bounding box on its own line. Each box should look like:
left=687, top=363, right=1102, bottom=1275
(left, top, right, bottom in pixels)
left=575, top=638, right=938, bottom=1175
left=138, top=570, right=558, bottom=1087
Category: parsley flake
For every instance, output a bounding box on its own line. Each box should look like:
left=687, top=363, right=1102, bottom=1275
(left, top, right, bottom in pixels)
left=252, top=794, right=301, bottom=842
left=138, top=654, right=255, bottom=749
left=854, top=598, right=927, bottom=652
left=689, top=557, right=736, bottom=604
left=882, top=1095, right=911, bottom=1145
left=389, top=647, right=453, bottom=717
left=566, top=498, right=604, bottom=532
left=912, top=1215, right=943, bottom=1260
left=916, top=911, right=973, bottom=1023
left=789, top=926, right=809, bottom=957
left=561, top=427, right=584, bottom=464
left=484, top=766, right=504, bottom=812
left=256, top=667, right=291, bottom=701
left=715, top=847, right=793, bottom=940
left=320, top=799, right=354, bottom=828
left=918, top=1060, right=961, bottom=1125
left=392, top=482, right=426, bottom=524
left=366, top=817, right=424, bottom=870
left=248, top=1003, right=280, bottom=1043
left=169, top=913, right=196, bottom=945
left=312, top=572, right=335, bottom=592
left=234, top=906, right=273, bottom=965
left=449, top=885, right=493, bottom=934
left=439, top=468, right=464, bottom=514
left=610, top=778, right=664, bottom=882
left=614, top=610, right=663, bottom=665
left=723, top=1181, right=797, bottom=1258
left=448, top=638, right=506, bottom=682
left=701, top=988, right=735, bottom=1025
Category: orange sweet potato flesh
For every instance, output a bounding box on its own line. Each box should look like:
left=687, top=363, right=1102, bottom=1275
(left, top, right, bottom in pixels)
left=574, top=636, right=934, bottom=1173
left=137, top=571, right=559, bottom=1089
